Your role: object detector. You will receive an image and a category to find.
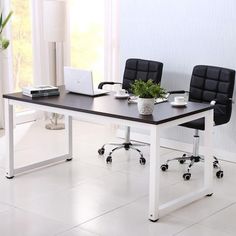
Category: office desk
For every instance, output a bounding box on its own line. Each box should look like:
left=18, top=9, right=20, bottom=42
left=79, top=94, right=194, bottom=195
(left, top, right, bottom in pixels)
left=3, top=88, right=214, bottom=222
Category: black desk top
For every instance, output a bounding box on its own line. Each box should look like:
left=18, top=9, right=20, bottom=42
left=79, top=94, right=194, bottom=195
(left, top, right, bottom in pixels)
left=3, top=87, right=213, bottom=125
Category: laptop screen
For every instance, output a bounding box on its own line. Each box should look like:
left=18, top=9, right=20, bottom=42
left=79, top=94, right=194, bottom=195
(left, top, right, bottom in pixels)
left=64, top=67, right=94, bottom=95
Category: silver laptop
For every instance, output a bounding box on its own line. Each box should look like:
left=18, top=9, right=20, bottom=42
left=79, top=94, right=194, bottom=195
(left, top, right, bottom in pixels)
left=64, top=67, right=108, bottom=96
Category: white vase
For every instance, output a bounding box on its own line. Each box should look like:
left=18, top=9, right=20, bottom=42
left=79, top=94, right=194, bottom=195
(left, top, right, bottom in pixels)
left=137, top=97, right=155, bottom=115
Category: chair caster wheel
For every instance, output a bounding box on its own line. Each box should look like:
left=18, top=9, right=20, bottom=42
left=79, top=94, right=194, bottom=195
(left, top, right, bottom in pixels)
left=160, top=164, right=168, bottom=171
left=183, top=173, right=191, bottom=180
left=216, top=170, right=223, bottom=178
left=106, top=156, right=112, bottom=164
left=206, top=193, right=213, bottom=197
left=66, top=158, right=73, bottom=162
left=139, top=157, right=146, bottom=165
left=6, top=176, right=14, bottom=179
left=213, top=161, right=219, bottom=169
left=98, top=148, right=105, bottom=155
left=179, top=159, right=186, bottom=164
left=179, top=154, right=186, bottom=164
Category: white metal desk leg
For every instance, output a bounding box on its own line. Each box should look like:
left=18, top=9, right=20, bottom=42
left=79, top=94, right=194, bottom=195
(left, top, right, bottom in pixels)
left=149, top=125, right=161, bottom=222
left=65, top=115, right=73, bottom=161
left=4, top=99, right=14, bottom=179
left=204, top=109, right=214, bottom=195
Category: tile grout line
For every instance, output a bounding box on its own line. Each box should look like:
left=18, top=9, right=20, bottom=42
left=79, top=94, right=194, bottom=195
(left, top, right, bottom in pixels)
left=0, top=189, right=149, bottom=235
left=55, top=227, right=100, bottom=236
left=54, top=195, right=149, bottom=236
left=78, top=194, right=149, bottom=226
left=0, top=202, right=75, bottom=235
left=172, top=201, right=236, bottom=235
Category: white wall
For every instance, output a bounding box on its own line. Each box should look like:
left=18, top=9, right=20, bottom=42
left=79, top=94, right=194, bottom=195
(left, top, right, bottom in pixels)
left=120, top=0, right=236, bottom=157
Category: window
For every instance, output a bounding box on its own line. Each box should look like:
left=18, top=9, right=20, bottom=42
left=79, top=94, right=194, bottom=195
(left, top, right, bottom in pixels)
left=10, top=0, right=33, bottom=115
left=69, top=0, right=105, bottom=86
left=11, top=0, right=33, bottom=92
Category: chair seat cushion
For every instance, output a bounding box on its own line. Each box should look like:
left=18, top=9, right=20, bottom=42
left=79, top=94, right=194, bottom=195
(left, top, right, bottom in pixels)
left=180, top=118, right=205, bottom=130
left=180, top=115, right=229, bottom=130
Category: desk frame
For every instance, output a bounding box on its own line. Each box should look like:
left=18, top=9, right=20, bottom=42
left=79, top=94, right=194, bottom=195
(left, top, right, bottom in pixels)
left=4, top=98, right=213, bottom=222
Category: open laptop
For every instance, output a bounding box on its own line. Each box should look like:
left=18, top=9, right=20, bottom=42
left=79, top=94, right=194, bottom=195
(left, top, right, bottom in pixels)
left=64, top=67, right=109, bottom=96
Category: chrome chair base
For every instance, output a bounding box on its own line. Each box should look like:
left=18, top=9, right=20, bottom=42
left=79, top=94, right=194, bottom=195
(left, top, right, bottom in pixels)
left=98, top=127, right=147, bottom=165
left=160, top=130, right=224, bottom=180
left=161, top=154, right=223, bottom=180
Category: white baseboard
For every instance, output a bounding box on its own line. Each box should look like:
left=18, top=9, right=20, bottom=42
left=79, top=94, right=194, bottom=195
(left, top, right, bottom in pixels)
left=116, top=128, right=236, bottom=163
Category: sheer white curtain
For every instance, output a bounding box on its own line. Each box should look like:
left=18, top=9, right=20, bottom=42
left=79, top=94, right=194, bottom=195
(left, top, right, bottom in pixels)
left=33, top=0, right=69, bottom=86
left=32, top=0, right=53, bottom=86
left=0, top=0, right=13, bottom=129
left=32, top=0, right=69, bottom=121
left=0, top=50, right=12, bottom=129
left=104, top=0, right=120, bottom=83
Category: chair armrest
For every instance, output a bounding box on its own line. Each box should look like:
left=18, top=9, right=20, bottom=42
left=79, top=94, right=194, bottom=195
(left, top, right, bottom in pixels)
left=98, top=82, right=122, bottom=89
left=210, top=100, right=217, bottom=106
left=211, top=98, right=234, bottom=106
left=168, top=90, right=188, bottom=94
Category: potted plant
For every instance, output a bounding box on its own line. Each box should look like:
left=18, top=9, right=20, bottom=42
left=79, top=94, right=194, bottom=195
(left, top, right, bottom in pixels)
left=131, top=79, right=166, bottom=115
left=0, top=10, right=13, bottom=51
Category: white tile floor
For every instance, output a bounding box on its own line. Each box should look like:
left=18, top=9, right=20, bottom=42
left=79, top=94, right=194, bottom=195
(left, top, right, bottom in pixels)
left=0, top=120, right=235, bottom=235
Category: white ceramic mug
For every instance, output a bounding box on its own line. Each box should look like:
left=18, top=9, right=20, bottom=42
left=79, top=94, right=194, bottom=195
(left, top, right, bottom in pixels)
left=174, top=96, right=185, bottom=104
left=116, top=89, right=128, bottom=96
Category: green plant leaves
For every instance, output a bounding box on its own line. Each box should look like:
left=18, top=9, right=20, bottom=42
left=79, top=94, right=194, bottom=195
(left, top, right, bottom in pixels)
left=0, top=10, right=13, bottom=51
left=131, top=79, right=166, bottom=98
left=0, top=11, right=13, bottom=34
left=0, top=13, right=3, bottom=29
left=0, top=38, right=9, bottom=49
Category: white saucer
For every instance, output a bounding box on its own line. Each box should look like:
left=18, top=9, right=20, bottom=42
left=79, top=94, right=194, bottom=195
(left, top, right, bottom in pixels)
left=114, top=94, right=130, bottom=99
left=171, top=101, right=187, bottom=107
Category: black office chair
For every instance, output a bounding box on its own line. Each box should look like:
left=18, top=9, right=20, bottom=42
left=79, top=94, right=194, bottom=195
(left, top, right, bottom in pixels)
left=161, top=65, right=235, bottom=180
left=98, top=58, right=163, bottom=164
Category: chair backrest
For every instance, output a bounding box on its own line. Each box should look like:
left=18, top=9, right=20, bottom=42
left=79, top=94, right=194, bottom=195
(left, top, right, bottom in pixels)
left=189, top=65, right=235, bottom=125
left=122, top=58, right=163, bottom=92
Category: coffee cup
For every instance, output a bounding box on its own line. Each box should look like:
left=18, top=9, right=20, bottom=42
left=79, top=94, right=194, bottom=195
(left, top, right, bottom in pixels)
left=116, top=89, right=128, bottom=96
left=174, top=96, right=185, bottom=104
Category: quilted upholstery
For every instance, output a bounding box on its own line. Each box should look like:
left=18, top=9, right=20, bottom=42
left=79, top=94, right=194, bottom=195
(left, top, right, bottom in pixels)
left=122, top=58, right=163, bottom=92
left=181, top=65, right=235, bottom=130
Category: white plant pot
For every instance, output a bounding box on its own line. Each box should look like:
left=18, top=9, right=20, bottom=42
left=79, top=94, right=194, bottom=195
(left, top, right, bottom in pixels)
left=137, top=97, right=155, bottom=115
